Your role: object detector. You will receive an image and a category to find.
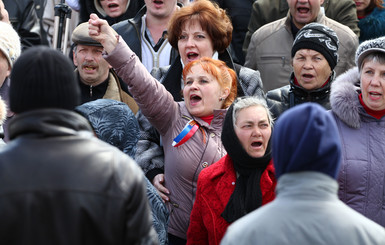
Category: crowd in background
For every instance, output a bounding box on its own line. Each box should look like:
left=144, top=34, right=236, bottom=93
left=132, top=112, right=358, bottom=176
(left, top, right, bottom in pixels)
left=0, top=0, right=385, bottom=244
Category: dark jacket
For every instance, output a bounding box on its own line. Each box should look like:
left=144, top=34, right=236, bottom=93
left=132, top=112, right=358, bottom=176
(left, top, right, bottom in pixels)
left=78, top=0, right=144, bottom=25
left=211, top=0, right=255, bottom=65
left=0, top=109, right=158, bottom=245
left=266, top=73, right=333, bottom=120
left=112, top=5, right=180, bottom=64
left=4, top=0, right=42, bottom=50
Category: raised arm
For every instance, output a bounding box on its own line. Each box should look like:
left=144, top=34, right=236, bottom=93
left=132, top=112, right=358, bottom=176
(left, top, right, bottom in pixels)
left=88, top=14, right=178, bottom=136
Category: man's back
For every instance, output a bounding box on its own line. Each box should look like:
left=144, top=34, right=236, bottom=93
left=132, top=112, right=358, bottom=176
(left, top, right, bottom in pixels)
left=0, top=109, right=157, bottom=244
left=222, top=172, right=385, bottom=245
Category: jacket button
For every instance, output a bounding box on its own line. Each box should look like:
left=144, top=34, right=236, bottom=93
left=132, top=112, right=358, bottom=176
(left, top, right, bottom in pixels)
left=202, top=162, right=208, bottom=168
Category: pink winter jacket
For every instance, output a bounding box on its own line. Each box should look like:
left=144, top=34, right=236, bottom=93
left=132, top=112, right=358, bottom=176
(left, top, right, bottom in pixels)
left=104, top=38, right=228, bottom=239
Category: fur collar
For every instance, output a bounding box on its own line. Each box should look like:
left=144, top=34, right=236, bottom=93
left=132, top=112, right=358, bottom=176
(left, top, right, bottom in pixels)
left=330, top=67, right=362, bottom=129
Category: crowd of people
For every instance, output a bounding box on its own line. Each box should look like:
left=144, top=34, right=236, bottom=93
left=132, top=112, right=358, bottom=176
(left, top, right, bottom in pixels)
left=0, top=0, right=385, bottom=244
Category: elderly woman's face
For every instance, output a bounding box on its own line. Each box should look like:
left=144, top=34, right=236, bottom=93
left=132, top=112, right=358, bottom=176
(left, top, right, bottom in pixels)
left=99, top=0, right=128, bottom=18
left=360, top=59, right=385, bottom=111
left=235, top=106, right=271, bottom=158
left=178, top=20, right=214, bottom=66
left=293, top=49, right=332, bottom=90
left=183, top=64, right=229, bottom=117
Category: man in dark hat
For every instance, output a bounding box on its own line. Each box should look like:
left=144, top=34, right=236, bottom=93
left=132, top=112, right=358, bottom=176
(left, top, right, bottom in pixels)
left=72, top=21, right=138, bottom=114
left=0, top=46, right=158, bottom=244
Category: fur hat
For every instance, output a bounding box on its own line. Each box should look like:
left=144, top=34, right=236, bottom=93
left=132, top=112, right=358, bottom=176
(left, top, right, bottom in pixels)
left=272, top=103, right=342, bottom=179
left=292, top=23, right=339, bottom=70
left=10, top=46, right=80, bottom=113
left=72, top=22, right=103, bottom=47
left=0, top=21, right=21, bottom=68
left=355, top=36, right=385, bottom=70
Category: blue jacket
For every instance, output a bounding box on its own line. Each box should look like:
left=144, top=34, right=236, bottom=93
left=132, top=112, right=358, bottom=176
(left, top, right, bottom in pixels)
left=358, top=4, right=385, bottom=43
left=75, top=99, right=169, bottom=245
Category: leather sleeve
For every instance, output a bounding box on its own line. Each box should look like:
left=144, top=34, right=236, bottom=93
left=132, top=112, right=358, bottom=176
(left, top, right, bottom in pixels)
left=7, top=0, right=42, bottom=50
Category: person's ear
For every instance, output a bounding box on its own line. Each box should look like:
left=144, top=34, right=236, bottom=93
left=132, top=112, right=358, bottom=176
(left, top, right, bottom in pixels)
left=221, top=87, right=230, bottom=101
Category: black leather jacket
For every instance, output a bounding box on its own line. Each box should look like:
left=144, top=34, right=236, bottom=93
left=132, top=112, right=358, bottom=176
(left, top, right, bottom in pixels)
left=4, top=0, right=42, bottom=50
left=0, top=109, right=158, bottom=245
left=112, top=5, right=179, bottom=64
left=266, top=72, right=334, bottom=120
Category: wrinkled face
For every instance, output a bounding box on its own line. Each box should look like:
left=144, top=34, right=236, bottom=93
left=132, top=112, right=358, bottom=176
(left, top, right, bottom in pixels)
left=0, top=51, right=10, bottom=87
left=360, top=59, right=385, bottom=111
left=99, top=0, right=128, bottom=18
left=0, top=0, right=10, bottom=23
left=145, top=0, right=177, bottom=19
left=287, top=0, right=324, bottom=29
left=354, top=0, right=371, bottom=16
left=178, top=20, right=214, bottom=66
left=293, top=49, right=331, bottom=90
left=73, top=44, right=111, bottom=86
left=235, top=106, right=272, bottom=158
left=183, top=64, right=229, bottom=117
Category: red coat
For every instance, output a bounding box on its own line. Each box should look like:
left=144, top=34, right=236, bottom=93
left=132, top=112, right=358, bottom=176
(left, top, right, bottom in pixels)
left=186, top=154, right=276, bottom=245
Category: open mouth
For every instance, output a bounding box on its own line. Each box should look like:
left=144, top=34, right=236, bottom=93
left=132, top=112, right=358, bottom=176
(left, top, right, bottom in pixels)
left=190, top=94, right=202, bottom=104
left=187, top=52, right=199, bottom=60
left=302, top=74, right=314, bottom=79
left=107, top=3, right=119, bottom=9
left=251, top=141, right=262, bottom=147
left=369, top=91, right=382, bottom=97
left=83, top=65, right=96, bottom=71
left=297, top=7, right=310, bottom=14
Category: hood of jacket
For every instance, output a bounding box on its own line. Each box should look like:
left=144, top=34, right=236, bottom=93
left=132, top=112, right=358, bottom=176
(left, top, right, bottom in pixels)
left=330, top=67, right=362, bottom=129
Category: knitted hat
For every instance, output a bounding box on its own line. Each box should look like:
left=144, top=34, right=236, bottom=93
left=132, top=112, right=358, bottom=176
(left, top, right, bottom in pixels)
left=292, top=23, right=339, bottom=70
left=0, top=21, right=21, bottom=68
left=355, top=36, right=385, bottom=70
left=10, top=46, right=80, bottom=113
left=72, top=22, right=103, bottom=47
left=272, top=103, right=342, bottom=179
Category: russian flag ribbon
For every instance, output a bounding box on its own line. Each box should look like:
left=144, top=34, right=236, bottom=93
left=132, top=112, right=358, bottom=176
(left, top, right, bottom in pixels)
left=172, top=120, right=199, bottom=147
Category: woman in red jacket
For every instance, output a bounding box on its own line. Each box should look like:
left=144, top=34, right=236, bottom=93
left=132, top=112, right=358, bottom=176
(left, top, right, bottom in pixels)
left=187, top=96, right=276, bottom=245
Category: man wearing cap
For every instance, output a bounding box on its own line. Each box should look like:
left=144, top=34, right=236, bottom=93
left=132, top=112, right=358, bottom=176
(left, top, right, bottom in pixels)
left=244, top=0, right=358, bottom=92
left=72, top=22, right=138, bottom=114
left=266, top=23, right=338, bottom=119
left=0, top=21, right=21, bottom=143
left=221, top=103, right=385, bottom=245
left=0, top=46, right=158, bottom=244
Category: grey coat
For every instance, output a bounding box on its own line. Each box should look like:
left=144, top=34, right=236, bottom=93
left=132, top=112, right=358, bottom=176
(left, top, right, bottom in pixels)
left=330, top=67, right=385, bottom=226
left=221, top=172, right=385, bottom=245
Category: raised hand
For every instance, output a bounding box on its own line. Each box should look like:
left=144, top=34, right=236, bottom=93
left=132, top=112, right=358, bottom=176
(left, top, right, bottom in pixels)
left=88, top=13, right=118, bottom=54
